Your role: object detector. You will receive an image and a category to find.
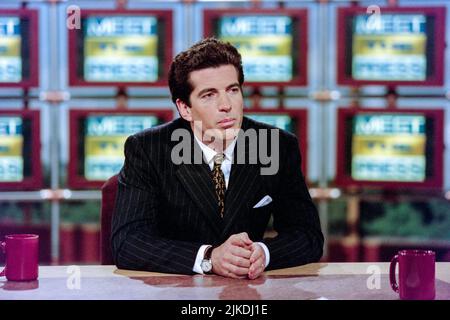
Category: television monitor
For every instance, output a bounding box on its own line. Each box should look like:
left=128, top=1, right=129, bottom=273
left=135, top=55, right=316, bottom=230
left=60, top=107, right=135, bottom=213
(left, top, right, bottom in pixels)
left=336, top=108, right=444, bottom=189
left=337, top=6, right=446, bottom=86
left=245, top=109, right=308, bottom=175
left=68, top=109, right=173, bottom=189
left=0, top=9, right=39, bottom=87
left=68, top=9, right=173, bottom=87
left=203, top=9, right=308, bottom=86
left=0, top=110, right=42, bottom=190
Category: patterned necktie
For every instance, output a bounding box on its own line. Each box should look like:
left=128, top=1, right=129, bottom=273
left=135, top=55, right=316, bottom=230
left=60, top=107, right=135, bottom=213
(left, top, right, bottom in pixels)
left=212, top=154, right=226, bottom=218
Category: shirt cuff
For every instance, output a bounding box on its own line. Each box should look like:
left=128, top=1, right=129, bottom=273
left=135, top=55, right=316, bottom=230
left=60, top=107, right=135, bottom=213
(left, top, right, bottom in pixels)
left=256, top=242, right=270, bottom=268
left=193, top=244, right=211, bottom=274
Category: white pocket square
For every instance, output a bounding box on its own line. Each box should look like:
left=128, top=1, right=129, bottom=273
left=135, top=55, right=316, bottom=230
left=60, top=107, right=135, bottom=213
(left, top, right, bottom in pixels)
left=253, top=195, right=273, bottom=208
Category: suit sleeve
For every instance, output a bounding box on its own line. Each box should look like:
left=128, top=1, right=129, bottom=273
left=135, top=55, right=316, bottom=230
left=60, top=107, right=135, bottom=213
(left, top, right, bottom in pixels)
left=262, top=134, right=324, bottom=270
left=111, top=134, right=203, bottom=274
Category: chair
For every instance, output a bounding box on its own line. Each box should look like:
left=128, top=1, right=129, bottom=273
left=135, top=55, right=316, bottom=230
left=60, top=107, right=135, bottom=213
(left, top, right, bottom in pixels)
left=100, top=174, right=119, bottom=265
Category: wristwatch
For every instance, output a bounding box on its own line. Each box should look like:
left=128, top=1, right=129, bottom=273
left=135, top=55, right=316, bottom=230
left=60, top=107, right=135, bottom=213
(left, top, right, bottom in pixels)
left=200, top=246, right=213, bottom=274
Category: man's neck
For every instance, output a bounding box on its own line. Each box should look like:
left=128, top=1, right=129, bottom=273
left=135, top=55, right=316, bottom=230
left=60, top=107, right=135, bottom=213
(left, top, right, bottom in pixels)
left=202, top=139, right=229, bottom=153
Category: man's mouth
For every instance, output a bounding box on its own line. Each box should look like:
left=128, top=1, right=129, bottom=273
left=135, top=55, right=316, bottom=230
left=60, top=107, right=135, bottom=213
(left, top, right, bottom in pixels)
left=217, top=118, right=236, bottom=129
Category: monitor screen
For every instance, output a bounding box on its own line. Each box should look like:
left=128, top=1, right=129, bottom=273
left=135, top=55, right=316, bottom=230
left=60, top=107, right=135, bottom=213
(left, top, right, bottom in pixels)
left=204, top=9, right=308, bottom=86
left=337, top=7, right=446, bottom=86
left=68, top=109, right=173, bottom=188
left=0, top=10, right=38, bottom=87
left=0, top=116, right=26, bottom=182
left=218, top=15, right=293, bottom=82
left=0, top=110, right=41, bottom=190
left=82, top=115, right=160, bottom=180
left=350, top=114, right=426, bottom=182
left=352, top=14, right=427, bottom=81
left=336, top=108, right=444, bottom=189
left=69, top=10, right=172, bottom=86
left=0, top=16, right=22, bottom=83
left=84, top=16, right=158, bottom=82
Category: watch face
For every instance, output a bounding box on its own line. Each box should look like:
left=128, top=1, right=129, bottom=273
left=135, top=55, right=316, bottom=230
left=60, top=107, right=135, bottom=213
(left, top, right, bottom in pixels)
left=201, top=260, right=212, bottom=273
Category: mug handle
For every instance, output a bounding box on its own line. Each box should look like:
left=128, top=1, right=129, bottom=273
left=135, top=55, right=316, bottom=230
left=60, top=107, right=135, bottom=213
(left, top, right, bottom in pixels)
left=389, top=254, right=399, bottom=293
left=0, top=241, right=5, bottom=277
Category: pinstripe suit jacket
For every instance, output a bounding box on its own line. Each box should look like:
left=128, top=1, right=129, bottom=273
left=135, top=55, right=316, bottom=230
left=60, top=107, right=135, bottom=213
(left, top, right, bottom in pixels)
left=111, top=116, right=323, bottom=274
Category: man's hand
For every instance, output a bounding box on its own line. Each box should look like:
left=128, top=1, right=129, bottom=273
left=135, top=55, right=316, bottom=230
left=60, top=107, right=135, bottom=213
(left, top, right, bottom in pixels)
left=211, top=232, right=253, bottom=278
left=248, top=243, right=266, bottom=280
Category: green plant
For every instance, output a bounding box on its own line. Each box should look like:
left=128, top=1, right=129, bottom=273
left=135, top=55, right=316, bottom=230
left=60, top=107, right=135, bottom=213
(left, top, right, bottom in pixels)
left=0, top=202, right=50, bottom=224
left=422, top=200, right=450, bottom=240
left=60, top=201, right=101, bottom=224
left=0, top=203, right=23, bottom=223
left=362, top=200, right=450, bottom=240
left=327, top=199, right=348, bottom=236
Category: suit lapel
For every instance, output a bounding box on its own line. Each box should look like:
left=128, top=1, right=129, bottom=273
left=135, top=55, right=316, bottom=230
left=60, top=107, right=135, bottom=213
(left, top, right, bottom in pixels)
left=221, top=118, right=262, bottom=238
left=175, top=163, right=223, bottom=236
left=222, top=163, right=261, bottom=238
left=174, top=121, right=223, bottom=236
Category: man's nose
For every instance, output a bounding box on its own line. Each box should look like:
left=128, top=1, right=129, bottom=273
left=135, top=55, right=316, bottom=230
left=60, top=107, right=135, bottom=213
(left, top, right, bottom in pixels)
left=217, top=93, right=232, bottom=112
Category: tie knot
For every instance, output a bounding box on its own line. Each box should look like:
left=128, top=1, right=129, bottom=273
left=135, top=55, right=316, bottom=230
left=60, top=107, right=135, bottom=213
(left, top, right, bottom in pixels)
left=213, top=153, right=225, bottom=166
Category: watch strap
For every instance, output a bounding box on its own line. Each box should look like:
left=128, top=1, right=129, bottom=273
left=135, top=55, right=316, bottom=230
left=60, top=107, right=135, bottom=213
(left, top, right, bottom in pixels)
left=204, top=245, right=213, bottom=260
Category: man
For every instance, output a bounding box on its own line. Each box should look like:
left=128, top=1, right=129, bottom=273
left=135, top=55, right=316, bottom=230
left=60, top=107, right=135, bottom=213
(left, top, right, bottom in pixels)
left=111, top=38, right=323, bottom=279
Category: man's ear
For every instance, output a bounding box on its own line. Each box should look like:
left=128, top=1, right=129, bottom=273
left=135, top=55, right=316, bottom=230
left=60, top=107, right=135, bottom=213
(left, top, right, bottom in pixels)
left=175, top=98, right=192, bottom=122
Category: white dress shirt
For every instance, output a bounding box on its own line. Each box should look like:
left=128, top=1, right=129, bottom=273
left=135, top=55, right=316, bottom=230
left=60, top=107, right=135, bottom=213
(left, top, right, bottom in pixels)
left=192, top=135, right=270, bottom=274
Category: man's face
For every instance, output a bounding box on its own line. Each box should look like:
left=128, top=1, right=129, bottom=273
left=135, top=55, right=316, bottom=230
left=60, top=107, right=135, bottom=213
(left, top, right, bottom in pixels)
left=176, top=64, right=244, bottom=147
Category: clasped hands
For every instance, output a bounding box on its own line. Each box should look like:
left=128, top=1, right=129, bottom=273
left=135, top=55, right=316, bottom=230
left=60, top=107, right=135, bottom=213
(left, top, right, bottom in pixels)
left=210, top=232, right=266, bottom=280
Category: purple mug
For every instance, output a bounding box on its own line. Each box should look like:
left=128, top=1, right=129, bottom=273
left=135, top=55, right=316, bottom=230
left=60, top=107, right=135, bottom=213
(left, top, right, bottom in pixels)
left=389, top=249, right=435, bottom=300
left=0, top=234, right=39, bottom=281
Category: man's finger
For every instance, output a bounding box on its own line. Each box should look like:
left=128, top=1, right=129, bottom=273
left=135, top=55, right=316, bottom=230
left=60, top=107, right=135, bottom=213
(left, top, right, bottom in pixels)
left=228, top=254, right=251, bottom=268
left=249, top=257, right=264, bottom=274
left=231, top=245, right=252, bottom=259
left=230, top=237, right=252, bottom=247
left=249, top=244, right=264, bottom=264
left=230, top=233, right=253, bottom=246
left=225, top=263, right=249, bottom=276
left=239, top=232, right=252, bottom=243
left=248, top=258, right=265, bottom=279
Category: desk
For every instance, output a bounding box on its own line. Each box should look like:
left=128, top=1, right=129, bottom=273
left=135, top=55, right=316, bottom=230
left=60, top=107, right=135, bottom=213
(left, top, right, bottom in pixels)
left=1, top=263, right=449, bottom=300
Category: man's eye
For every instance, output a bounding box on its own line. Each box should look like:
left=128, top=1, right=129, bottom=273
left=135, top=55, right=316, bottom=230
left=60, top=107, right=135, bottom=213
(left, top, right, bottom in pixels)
left=202, top=92, right=214, bottom=99
left=230, top=87, right=240, bottom=93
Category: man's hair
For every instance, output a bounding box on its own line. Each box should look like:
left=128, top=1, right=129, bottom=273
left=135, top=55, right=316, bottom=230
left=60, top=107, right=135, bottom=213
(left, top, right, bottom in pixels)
left=168, top=37, right=244, bottom=105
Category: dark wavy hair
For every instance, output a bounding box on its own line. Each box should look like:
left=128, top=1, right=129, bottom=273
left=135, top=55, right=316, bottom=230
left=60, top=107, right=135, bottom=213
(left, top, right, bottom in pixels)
left=168, top=37, right=244, bottom=106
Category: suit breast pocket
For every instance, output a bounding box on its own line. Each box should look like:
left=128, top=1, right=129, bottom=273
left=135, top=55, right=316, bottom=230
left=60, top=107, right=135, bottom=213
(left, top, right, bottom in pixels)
left=252, top=201, right=273, bottom=219
left=251, top=201, right=273, bottom=221
left=248, top=202, right=273, bottom=240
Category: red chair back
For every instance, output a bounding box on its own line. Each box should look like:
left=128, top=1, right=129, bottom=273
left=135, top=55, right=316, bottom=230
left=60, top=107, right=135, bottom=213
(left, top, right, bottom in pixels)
left=100, top=175, right=118, bottom=265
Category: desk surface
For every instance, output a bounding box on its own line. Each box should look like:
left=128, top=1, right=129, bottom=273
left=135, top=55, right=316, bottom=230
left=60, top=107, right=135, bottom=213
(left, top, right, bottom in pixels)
left=1, top=263, right=450, bottom=300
